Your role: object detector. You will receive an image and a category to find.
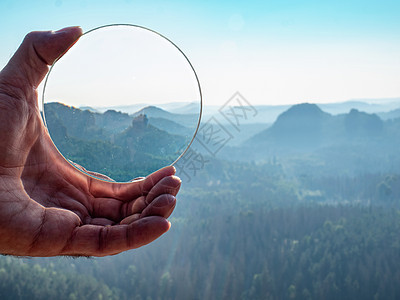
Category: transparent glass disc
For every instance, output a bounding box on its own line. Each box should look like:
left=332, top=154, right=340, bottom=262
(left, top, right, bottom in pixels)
left=42, top=24, right=202, bottom=182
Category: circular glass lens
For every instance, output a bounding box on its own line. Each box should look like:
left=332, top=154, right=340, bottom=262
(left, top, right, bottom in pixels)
left=42, top=24, right=202, bottom=182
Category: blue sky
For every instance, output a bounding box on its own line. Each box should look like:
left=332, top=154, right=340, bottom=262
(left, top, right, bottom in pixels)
left=1, top=0, right=399, bottom=105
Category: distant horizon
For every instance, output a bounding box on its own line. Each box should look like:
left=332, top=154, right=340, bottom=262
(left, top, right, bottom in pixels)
left=83, top=96, right=400, bottom=110
left=44, top=95, right=400, bottom=112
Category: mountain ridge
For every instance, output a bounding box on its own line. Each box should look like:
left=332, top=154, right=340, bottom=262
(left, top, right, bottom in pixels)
left=246, top=103, right=392, bottom=151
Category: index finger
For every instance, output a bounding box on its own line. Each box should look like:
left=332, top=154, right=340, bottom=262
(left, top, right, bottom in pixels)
left=88, top=165, right=176, bottom=201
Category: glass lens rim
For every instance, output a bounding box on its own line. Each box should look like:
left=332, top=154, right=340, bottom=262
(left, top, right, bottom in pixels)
left=42, top=23, right=203, bottom=182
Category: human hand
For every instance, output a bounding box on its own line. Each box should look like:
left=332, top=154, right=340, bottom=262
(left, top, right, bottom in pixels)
left=0, top=27, right=181, bottom=257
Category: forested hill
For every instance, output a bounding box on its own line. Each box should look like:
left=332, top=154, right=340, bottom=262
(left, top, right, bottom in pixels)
left=0, top=100, right=396, bottom=299
left=234, top=103, right=399, bottom=175
left=247, top=103, right=388, bottom=149
left=248, top=103, right=332, bottom=149
left=44, top=102, right=189, bottom=180
left=132, top=105, right=199, bottom=128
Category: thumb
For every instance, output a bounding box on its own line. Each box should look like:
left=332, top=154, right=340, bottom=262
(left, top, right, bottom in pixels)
left=1, top=26, right=82, bottom=94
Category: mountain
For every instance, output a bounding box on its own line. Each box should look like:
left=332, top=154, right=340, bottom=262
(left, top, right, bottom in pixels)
left=132, top=106, right=200, bottom=129
left=79, top=98, right=400, bottom=130
left=148, top=117, right=193, bottom=137
left=167, top=102, right=202, bottom=114
left=92, top=103, right=149, bottom=114
left=132, top=106, right=174, bottom=119
left=246, top=99, right=400, bottom=125
left=115, top=114, right=188, bottom=160
left=79, top=106, right=100, bottom=113
left=92, top=102, right=199, bottom=115
left=229, top=102, right=400, bottom=176
left=319, top=100, right=398, bottom=115
left=93, top=106, right=196, bottom=137
left=158, top=102, right=199, bottom=114
left=378, top=107, right=400, bottom=120
left=94, top=109, right=132, bottom=134
left=45, top=102, right=195, bottom=140
left=43, top=103, right=191, bottom=181
left=247, top=103, right=389, bottom=148
left=44, top=102, right=107, bottom=141
left=248, top=103, right=333, bottom=150
left=344, top=109, right=383, bottom=137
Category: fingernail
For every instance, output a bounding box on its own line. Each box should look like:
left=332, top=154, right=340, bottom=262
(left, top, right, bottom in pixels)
left=55, top=26, right=83, bottom=35
left=171, top=175, right=182, bottom=186
left=131, top=177, right=145, bottom=182
left=153, top=195, right=175, bottom=208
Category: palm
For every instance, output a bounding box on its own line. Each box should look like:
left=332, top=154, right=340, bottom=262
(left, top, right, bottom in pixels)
left=0, top=28, right=180, bottom=257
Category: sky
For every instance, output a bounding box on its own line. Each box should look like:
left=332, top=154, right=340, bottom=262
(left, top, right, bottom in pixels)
left=0, top=0, right=400, bottom=106
left=43, top=25, right=201, bottom=108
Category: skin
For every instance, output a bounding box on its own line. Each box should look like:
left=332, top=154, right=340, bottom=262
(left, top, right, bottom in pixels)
left=0, top=26, right=181, bottom=257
